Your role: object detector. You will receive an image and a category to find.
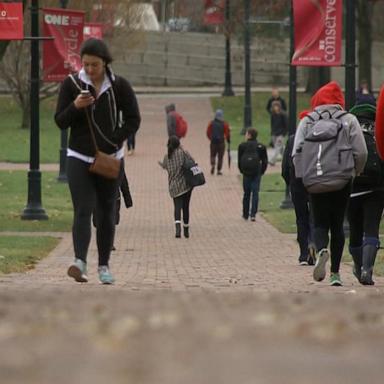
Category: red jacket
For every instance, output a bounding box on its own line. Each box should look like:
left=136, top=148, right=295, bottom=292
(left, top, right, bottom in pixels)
left=206, top=120, right=230, bottom=142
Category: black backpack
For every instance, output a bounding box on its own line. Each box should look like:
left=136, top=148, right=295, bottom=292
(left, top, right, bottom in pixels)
left=240, top=143, right=261, bottom=176
left=354, top=121, right=384, bottom=187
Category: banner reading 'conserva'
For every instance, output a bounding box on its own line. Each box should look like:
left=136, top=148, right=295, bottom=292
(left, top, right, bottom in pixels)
left=43, top=8, right=85, bottom=82
left=292, top=0, right=342, bottom=66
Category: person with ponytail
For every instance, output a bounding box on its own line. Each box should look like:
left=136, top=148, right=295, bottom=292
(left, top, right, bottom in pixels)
left=55, top=38, right=141, bottom=284
left=159, top=136, right=194, bottom=238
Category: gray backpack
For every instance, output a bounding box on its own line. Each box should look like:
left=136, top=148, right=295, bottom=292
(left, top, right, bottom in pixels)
left=298, top=110, right=354, bottom=193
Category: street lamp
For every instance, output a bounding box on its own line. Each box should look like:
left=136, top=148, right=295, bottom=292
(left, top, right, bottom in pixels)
left=21, top=0, right=48, bottom=220
left=57, top=0, right=69, bottom=182
left=345, top=0, right=356, bottom=110
left=242, top=0, right=252, bottom=134
left=280, top=2, right=295, bottom=210
left=222, top=0, right=234, bottom=97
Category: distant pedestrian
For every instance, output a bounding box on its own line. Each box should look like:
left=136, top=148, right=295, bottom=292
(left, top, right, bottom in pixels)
left=159, top=136, right=194, bottom=238
left=206, top=109, right=230, bottom=175
left=282, top=133, right=316, bottom=266
left=356, top=79, right=376, bottom=106
left=165, top=103, right=188, bottom=139
left=293, top=81, right=367, bottom=287
left=55, top=38, right=141, bottom=284
left=268, top=101, right=288, bottom=166
left=266, top=87, right=287, bottom=148
left=127, top=132, right=136, bottom=155
left=348, top=103, right=384, bottom=285
left=238, top=128, right=268, bottom=221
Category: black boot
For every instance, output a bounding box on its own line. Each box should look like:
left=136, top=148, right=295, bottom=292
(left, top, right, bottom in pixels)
left=360, top=244, right=377, bottom=285
left=183, top=224, right=189, bottom=238
left=175, top=222, right=181, bottom=238
left=349, top=245, right=362, bottom=282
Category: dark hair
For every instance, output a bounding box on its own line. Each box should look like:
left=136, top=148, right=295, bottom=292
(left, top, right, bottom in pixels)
left=167, top=135, right=180, bottom=158
left=247, top=128, right=257, bottom=140
left=80, top=38, right=113, bottom=64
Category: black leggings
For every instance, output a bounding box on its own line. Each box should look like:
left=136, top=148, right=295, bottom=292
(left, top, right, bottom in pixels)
left=67, top=157, right=122, bottom=266
left=310, top=183, right=351, bottom=273
left=348, top=190, right=384, bottom=248
left=173, top=190, right=192, bottom=224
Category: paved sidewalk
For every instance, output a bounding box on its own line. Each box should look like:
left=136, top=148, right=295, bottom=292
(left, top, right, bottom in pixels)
left=1, top=95, right=383, bottom=384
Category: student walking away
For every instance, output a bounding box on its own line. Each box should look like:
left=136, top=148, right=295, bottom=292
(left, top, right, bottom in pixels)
left=206, top=109, right=230, bottom=175
left=293, top=81, right=367, bottom=286
left=55, top=38, right=141, bottom=284
left=238, top=128, right=268, bottom=221
left=165, top=103, right=188, bottom=139
left=159, top=136, right=194, bottom=238
left=347, top=103, right=384, bottom=285
left=93, top=169, right=133, bottom=251
left=282, top=132, right=316, bottom=266
left=355, top=79, right=376, bottom=106
left=269, top=101, right=288, bottom=166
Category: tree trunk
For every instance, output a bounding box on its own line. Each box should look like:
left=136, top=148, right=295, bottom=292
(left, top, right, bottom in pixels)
left=357, top=0, right=373, bottom=88
left=305, top=67, right=331, bottom=95
left=21, top=102, right=31, bottom=130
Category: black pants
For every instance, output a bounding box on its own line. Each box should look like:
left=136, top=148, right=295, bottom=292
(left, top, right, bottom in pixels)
left=348, top=190, right=384, bottom=248
left=67, top=157, right=122, bottom=266
left=310, top=183, right=351, bottom=273
left=290, top=181, right=314, bottom=259
left=127, top=133, right=136, bottom=151
left=210, top=141, right=225, bottom=172
left=173, top=190, right=192, bottom=224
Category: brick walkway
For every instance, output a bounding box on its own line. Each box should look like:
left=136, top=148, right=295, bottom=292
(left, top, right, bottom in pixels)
left=1, top=95, right=383, bottom=384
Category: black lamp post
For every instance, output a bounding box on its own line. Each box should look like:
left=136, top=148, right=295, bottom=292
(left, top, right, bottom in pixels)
left=21, top=0, right=48, bottom=220
left=222, top=0, right=234, bottom=97
left=345, top=0, right=356, bottom=110
left=57, top=0, right=69, bottom=182
left=242, top=0, right=252, bottom=134
left=280, top=2, right=296, bottom=210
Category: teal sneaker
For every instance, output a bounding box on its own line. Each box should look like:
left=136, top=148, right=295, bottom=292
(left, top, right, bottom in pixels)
left=313, top=248, right=329, bottom=282
left=330, top=272, right=343, bottom=286
left=98, top=266, right=115, bottom=285
left=67, top=258, right=88, bottom=283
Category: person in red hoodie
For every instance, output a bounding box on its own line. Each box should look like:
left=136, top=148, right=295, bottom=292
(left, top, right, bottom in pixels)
left=292, top=81, right=367, bottom=286
left=206, top=109, right=231, bottom=175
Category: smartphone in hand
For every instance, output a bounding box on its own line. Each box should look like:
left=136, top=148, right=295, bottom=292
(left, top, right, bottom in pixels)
left=81, top=90, right=91, bottom=97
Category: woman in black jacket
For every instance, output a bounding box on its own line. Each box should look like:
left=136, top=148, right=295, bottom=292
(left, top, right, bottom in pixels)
left=55, top=38, right=141, bottom=284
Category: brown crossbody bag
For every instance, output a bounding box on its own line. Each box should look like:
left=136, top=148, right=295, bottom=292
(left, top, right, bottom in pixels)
left=84, top=107, right=121, bottom=180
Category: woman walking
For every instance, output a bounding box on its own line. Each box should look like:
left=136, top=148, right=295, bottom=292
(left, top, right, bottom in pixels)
left=55, top=38, right=141, bottom=284
left=160, top=136, right=193, bottom=238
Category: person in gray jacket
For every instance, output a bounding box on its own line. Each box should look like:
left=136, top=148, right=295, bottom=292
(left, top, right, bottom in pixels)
left=292, top=81, right=367, bottom=287
left=159, top=136, right=193, bottom=238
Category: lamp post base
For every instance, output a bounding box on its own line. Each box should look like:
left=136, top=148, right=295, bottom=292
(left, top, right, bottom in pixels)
left=21, top=205, right=48, bottom=220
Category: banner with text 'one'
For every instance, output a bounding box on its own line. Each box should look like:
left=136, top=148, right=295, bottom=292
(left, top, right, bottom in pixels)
left=84, top=22, right=103, bottom=40
left=43, top=8, right=85, bottom=82
left=203, top=0, right=224, bottom=25
left=292, top=0, right=342, bottom=66
left=0, top=2, right=23, bottom=40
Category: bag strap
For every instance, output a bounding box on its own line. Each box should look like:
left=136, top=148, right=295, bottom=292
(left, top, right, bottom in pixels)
left=84, top=107, right=99, bottom=152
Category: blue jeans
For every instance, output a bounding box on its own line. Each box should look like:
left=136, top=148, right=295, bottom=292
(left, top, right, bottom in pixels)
left=242, top=174, right=261, bottom=218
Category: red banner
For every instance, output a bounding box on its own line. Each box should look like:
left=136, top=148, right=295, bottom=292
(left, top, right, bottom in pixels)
left=42, top=8, right=85, bottom=82
left=203, top=0, right=224, bottom=25
left=0, top=2, right=23, bottom=40
left=84, top=22, right=103, bottom=40
left=292, top=0, right=342, bottom=66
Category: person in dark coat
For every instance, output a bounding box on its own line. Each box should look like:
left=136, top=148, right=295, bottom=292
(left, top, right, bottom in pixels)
left=355, top=80, right=376, bottom=106
left=269, top=101, right=288, bottom=165
left=238, top=128, right=268, bottom=221
left=282, top=132, right=316, bottom=266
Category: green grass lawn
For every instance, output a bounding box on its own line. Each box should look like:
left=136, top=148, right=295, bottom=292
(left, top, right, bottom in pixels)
left=0, top=236, right=59, bottom=274
left=211, top=92, right=311, bottom=149
left=0, top=96, right=60, bottom=163
left=0, top=170, right=73, bottom=232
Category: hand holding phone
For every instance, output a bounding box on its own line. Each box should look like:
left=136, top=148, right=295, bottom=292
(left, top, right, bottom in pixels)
left=81, top=90, right=91, bottom=97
